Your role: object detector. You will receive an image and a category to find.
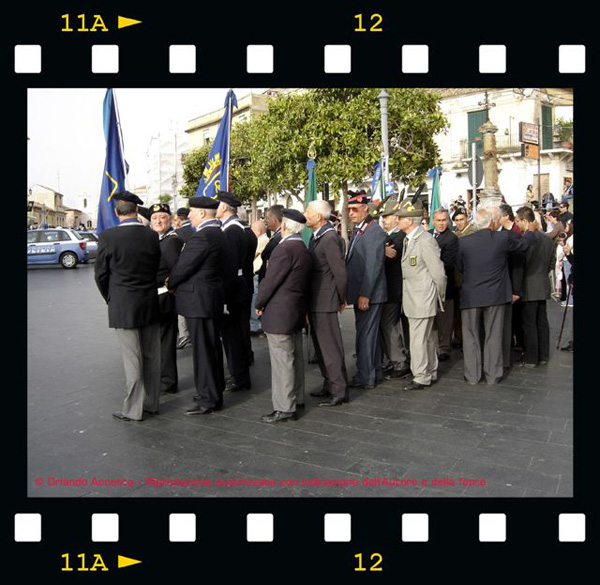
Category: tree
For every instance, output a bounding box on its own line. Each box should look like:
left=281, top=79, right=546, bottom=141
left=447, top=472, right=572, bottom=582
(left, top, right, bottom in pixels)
left=158, top=193, right=173, bottom=205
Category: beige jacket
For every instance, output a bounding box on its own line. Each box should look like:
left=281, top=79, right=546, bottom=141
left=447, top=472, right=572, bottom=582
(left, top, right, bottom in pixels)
left=401, top=227, right=447, bottom=318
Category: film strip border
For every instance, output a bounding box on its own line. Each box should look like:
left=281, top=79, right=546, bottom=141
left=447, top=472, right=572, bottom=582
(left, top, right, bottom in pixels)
left=14, top=512, right=587, bottom=543
left=13, top=44, right=587, bottom=75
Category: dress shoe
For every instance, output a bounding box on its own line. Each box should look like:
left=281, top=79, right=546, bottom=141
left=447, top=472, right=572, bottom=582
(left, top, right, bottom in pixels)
left=561, top=343, right=574, bottom=352
left=296, top=403, right=305, bottom=411
left=403, top=380, right=430, bottom=391
left=162, top=387, right=178, bottom=394
left=349, top=379, right=375, bottom=389
left=384, top=367, right=411, bottom=379
left=176, top=337, right=191, bottom=350
left=112, top=411, right=136, bottom=422
left=519, top=362, right=538, bottom=369
left=143, top=409, right=158, bottom=415
left=260, top=410, right=297, bottom=424
left=185, top=405, right=215, bottom=415
left=310, top=388, right=331, bottom=398
left=225, top=380, right=252, bottom=392
left=318, top=396, right=348, bottom=407
left=438, top=353, right=450, bottom=362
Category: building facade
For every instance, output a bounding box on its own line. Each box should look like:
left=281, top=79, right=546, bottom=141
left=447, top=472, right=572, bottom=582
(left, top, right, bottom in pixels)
left=433, top=88, right=573, bottom=210
left=27, top=185, right=68, bottom=228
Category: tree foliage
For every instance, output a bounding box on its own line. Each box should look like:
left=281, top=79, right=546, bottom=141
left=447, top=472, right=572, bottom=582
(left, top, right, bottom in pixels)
left=180, top=88, right=448, bottom=212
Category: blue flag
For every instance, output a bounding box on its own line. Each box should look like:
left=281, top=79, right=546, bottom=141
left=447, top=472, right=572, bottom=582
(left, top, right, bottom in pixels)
left=97, top=89, right=127, bottom=234
left=427, top=166, right=443, bottom=230
left=371, top=161, right=383, bottom=204
left=195, top=89, right=238, bottom=198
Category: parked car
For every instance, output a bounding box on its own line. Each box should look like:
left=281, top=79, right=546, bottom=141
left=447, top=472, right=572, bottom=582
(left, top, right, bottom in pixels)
left=27, top=228, right=88, bottom=269
left=79, top=231, right=98, bottom=260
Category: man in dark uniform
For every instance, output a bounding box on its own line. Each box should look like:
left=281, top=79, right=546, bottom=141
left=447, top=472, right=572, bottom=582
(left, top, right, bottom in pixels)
left=167, top=197, right=226, bottom=414
left=256, top=209, right=312, bottom=423
left=304, top=200, right=349, bottom=407
left=346, top=190, right=387, bottom=389
left=174, top=207, right=195, bottom=242
left=149, top=203, right=183, bottom=394
left=174, top=207, right=194, bottom=350
left=430, top=208, right=459, bottom=361
left=258, top=204, right=284, bottom=283
left=237, top=207, right=258, bottom=366
left=515, top=206, right=555, bottom=367
left=377, top=198, right=410, bottom=378
left=94, top=191, right=161, bottom=422
left=216, top=191, right=251, bottom=392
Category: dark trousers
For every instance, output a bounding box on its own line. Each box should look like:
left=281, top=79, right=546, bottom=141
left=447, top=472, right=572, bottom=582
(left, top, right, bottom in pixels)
left=187, top=317, right=225, bottom=409
left=241, top=297, right=253, bottom=363
left=159, top=313, right=178, bottom=392
left=435, top=299, right=454, bottom=354
left=453, top=287, right=463, bottom=346
left=502, top=302, right=513, bottom=372
left=310, top=311, right=348, bottom=399
left=512, top=299, right=524, bottom=348
left=353, top=303, right=383, bottom=386
left=221, top=301, right=251, bottom=386
left=522, top=300, right=550, bottom=365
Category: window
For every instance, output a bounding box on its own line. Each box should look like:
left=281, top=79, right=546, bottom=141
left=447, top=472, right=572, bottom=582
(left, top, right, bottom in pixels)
left=27, top=231, right=39, bottom=244
left=42, top=231, right=60, bottom=242
left=58, top=231, right=72, bottom=242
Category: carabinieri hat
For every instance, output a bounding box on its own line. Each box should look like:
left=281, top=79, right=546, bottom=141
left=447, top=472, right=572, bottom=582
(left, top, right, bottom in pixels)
left=217, top=191, right=241, bottom=208
left=149, top=203, right=171, bottom=216
left=347, top=189, right=369, bottom=205
left=282, top=208, right=307, bottom=224
left=112, top=190, right=144, bottom=206
left=188, top=197, right=220, bottom=209
left=176, top=207, right=190, bottom=217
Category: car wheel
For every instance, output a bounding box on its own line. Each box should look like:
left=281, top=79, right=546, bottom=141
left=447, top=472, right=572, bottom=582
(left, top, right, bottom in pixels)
left=60, top=251, right=78, bottom=269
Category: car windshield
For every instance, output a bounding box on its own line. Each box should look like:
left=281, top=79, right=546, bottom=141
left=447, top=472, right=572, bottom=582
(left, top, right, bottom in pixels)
left=70, top=230, right=84, bottom=240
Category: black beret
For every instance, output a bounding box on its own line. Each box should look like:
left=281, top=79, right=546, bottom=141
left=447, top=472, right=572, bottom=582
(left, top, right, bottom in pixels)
left=189, top=197, right=220, bottom=209
left=176, top=207, right=190, bottom=217
left=217, top=191, right=241, bottom=208
left=112, top=190, right=144, bottom=206
left=149, top=203, right=171, bottom=216
left=137, top=207, right=152, bottom=221
left=452, top=208, right=468, bottom=221
left=282, top=208, right=307, bottom=224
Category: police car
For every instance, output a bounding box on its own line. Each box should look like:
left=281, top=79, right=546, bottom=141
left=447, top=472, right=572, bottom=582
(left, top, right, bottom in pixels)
left=27, top=228, right=89, bottom=269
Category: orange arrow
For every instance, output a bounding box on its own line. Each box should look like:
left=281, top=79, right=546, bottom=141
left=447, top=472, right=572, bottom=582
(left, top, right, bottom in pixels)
left=118, top=16, right=142, bottom=29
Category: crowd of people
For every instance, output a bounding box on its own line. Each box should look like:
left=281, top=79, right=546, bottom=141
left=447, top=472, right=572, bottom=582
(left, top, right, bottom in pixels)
left=94, top=187, right=574, bottom=425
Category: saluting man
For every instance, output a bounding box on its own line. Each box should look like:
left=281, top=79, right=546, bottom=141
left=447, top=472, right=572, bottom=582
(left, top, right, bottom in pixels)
left=397, top=195, right=447, bottom=390
left=149, top=203, right=183, bottom=394
left=94, top=191, right=161, bottom=422
left=167, top=197, right=226, bottom=414
left=216, top=191, right=252, bottom=393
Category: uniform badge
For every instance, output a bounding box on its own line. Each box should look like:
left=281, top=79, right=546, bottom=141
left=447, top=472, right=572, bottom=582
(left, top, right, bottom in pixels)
left=410, top=255, right=417, bottom=266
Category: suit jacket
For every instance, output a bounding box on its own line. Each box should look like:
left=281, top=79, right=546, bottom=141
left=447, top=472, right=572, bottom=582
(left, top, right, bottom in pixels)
left=156, top=229, right=184, bottom=318
left=95, top=220, right=161, bottom=329
left=401, top=227, right=446, bottom=318
left=258, top=228, right=282, bottom=282
left=346, top=216, right=387, bottom=305
left=457, top=229, right=535, bottom=310
left=168, top=221, right=225, bottom=318
left=175, top=221, right=195, bottom=243
left=242, top=224, right=258, bottom=301
left=501, top=227, right=525, bottom=297
left=308, top=225, right=347, bottom=313
left=256, top=235, right=312, bottom=334
left=430, top=228, right=458, bottom=301
left=221, top=217, right=248, bottom=304
left=384, top=228, right=406, bottom=304
left=521, top=230, right=555, bottom=301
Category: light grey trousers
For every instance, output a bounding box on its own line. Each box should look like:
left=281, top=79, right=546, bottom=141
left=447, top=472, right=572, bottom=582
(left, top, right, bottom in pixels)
left=461, top=304, right=505, bottom=385
left=178, top=314, right=190, bottom=340
left=115, top=323, right=161, bottom=420
left=265, top=330, right=305, bottom=413
left=407, top=316, right=438, bottom=385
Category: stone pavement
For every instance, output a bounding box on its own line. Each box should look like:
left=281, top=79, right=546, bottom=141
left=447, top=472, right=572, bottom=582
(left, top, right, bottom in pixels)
left=27, top=263, right=573, bottom=498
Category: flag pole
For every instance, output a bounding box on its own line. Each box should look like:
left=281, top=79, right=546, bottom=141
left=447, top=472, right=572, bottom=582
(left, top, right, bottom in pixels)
left=226, top=90, right=233, bottom=191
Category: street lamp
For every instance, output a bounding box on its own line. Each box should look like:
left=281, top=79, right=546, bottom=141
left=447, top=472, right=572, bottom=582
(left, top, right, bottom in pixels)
left=378, top=89, right=390, bottom=183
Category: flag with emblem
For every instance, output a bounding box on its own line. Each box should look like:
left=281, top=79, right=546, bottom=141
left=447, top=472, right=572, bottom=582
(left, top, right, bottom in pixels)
left=195, top=89, right=238, bottom=199
left=97, top=88, right=128, bottom=234
left=428, top=166, right=442, bottom=230
left=301, top=158, right=317, bottom=246
left=371, top=161, right=385, bottom=205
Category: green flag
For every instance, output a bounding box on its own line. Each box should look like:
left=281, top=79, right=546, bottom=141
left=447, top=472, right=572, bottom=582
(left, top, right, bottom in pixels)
left=428, top=167, right=442, bottom=230
left=302, top=159, right=317, bottom=246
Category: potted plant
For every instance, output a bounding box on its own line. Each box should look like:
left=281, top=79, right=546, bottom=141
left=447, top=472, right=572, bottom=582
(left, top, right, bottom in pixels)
left=555, top=118, right=573, bottom=149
